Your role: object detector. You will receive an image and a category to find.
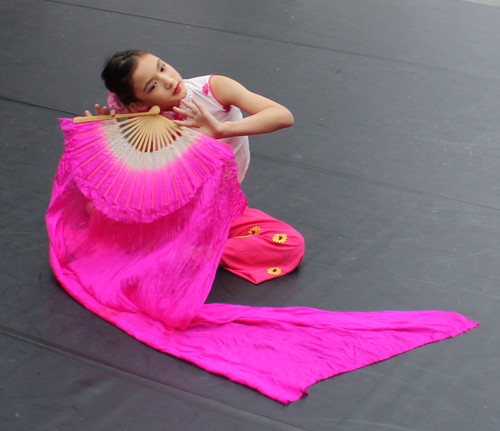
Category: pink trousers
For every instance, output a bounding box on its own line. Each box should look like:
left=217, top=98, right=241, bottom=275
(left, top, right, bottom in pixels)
left=222, top=207, right=305, bottom=284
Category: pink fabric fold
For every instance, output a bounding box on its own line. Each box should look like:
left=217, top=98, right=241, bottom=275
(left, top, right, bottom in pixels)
left=47, top=131, right=478, bottom=403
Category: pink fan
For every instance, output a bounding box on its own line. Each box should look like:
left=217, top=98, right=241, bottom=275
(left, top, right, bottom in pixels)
left=60, top=106, right=236, bottom=223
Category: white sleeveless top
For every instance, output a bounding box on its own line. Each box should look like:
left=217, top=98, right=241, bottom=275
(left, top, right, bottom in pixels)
left=164, top=75, right=250, bottom=183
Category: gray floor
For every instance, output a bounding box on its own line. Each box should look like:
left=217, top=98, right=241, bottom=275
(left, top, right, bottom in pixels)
left=1, top=0, right=500, bottom=430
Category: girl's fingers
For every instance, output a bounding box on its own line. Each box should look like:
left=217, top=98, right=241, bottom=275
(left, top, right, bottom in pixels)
left=173, top=120, right=197, bottom=128
left=85, top=104, right=116, bottom=117
left=173, top=106, right=194, bottom=118
left=179, top=99, right=193, bottom=108
left=191, top=98, right=204, bottom=112
left=180, top=99, right=200, bottom=114
left=173, top=107, right=191, bottom=115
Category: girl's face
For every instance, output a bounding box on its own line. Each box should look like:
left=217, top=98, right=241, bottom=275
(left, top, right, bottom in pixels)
left=130, top=53, right=187, bottom=111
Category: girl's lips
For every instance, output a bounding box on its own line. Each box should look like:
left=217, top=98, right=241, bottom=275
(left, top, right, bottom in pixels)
left=174, top=83, right=181, bottom=95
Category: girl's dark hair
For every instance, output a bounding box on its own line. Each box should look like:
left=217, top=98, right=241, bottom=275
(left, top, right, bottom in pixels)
left=101, top=50, right=148, bottom=106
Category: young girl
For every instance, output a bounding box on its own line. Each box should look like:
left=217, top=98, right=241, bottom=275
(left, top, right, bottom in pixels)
left=87, top=49, right=305, bottom=284
left=46, top=50, right=477, bottom=403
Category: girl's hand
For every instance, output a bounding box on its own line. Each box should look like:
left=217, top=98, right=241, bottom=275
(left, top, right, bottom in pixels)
left=84, top=104, right=117, bottom=117
left=172, top=99, right=225, bottom=139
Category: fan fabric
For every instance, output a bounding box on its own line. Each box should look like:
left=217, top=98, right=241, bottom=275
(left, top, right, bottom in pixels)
left=60, top=117, right=232, bottom=224
left=47, top=121, right=478, bottom=403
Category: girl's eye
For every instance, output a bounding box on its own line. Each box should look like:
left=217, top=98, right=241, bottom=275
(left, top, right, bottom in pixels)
left=160, top=64, right=165, bottom=72
left=150, top=82, right=157, bottom=92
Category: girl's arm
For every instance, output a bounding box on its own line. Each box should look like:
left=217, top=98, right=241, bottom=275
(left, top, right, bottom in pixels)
left=173, top=76, right=293, bottom=139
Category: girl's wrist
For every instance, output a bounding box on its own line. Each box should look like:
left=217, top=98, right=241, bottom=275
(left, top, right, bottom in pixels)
left=218, top=121, right=234, bottom=139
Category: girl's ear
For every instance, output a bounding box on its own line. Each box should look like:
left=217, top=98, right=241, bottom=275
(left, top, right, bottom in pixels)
left=129, top=101, right=149, bottom=112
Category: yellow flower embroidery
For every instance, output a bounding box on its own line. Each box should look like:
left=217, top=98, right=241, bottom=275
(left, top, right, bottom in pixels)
left=267, top=267, right=282, bottom=276
left=234, top=226, right=261, bottom=239
left=248, top=226, right=261, bottom=235
left=272, top=233, right=288, bottom=244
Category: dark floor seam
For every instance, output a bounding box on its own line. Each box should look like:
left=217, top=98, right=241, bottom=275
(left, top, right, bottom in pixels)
left=0, top=95, right=77, bottom=116
left=0, top=324, right=308, bottom=431
left=41, top=0, right=500, bottom=82
left=252, top=152, right=500, bottom=213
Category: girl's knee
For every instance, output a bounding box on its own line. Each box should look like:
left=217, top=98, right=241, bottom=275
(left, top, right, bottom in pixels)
left=286, top=230, right=305, bottom=264
left=281, top=228, right=305, bottom=254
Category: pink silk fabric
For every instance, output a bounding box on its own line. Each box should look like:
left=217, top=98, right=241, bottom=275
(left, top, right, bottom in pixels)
left=47, top=135, right=478, bottom=404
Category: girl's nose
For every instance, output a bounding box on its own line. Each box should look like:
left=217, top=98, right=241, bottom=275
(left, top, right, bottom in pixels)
left=163, top=75, right=174, bottom=87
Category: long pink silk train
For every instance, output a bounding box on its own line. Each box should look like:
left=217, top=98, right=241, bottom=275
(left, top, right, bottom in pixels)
left=47, top=134, right=478, bottom=404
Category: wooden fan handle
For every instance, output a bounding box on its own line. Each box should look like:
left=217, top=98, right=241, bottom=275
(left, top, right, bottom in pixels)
left=73, top=106, right=161, bottom=123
